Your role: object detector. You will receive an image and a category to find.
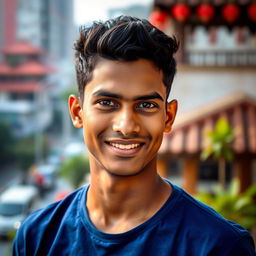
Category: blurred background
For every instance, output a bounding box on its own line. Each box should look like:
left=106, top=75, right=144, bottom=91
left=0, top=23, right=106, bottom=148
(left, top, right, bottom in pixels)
left=0, top=0, right=256, bottom=254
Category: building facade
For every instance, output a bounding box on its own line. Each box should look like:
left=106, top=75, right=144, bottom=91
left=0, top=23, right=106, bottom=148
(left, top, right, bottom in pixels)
left=0, top=0, right=75, bottom=61
left=0, top=42, right=54, bottom=137
left=150, top=0, right=256, bottom=193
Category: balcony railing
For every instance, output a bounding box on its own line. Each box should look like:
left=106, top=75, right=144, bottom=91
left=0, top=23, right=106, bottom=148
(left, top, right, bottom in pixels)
left=186, top=48, right=256, bottom=67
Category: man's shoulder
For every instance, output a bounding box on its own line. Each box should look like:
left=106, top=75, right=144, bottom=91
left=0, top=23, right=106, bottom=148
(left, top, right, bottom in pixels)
left=172, top=184, right=252, bottom=241
left=28, top=186, right=85, bottom=222
left=14, top=185, right=86, bottom=244
left=12, top=185, right=89, bottom=255
left=162, top=184, right=255, bottom=254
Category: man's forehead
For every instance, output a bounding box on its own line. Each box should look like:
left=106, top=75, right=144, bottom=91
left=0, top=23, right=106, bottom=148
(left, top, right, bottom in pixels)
left=92, top=58, right=162, bottom=77
left=85, top=59, right=166, bottom=94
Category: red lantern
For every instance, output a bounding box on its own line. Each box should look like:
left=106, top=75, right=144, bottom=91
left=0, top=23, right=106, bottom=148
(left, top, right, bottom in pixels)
left=222, top=4, right=240, bottom=23
left=248, top=3, right=256, bottom=22
left=149, top=11, right=168, bottom=30
left=172, top=4, right=190, bottom=23
left=197, top=4, right=215, bottom=23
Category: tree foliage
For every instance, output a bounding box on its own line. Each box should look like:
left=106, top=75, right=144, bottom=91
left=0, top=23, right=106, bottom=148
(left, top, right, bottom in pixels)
left=0, top=121, right=50, bottom=174
left=59, top=154, right=90, bottom=188
left=13, top=134, right=49, bottom=171
left=0, top=122, right=15, bottom=165
left=201, top=118, right=234, bottom=188
left=196, top=179, right=256, bottom=230
left=201, top=118, right=234, bottom=161
left=60, top=86, right=78, bottom=101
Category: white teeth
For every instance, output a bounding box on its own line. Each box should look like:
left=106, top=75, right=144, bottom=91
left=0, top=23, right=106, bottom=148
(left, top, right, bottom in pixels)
left=110, top=143, right=140, bottom=149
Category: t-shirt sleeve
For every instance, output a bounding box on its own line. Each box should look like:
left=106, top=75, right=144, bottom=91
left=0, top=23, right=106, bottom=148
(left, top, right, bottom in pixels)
left=227, top=235, right=256, bottom=256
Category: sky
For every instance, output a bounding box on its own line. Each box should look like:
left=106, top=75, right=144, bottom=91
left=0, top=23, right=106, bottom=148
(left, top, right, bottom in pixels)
left=74, top=0, right=152, bottom=25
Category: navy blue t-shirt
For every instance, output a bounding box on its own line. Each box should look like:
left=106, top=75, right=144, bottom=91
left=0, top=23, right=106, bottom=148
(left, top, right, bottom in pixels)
left=13, top=182, right=255, bottom=255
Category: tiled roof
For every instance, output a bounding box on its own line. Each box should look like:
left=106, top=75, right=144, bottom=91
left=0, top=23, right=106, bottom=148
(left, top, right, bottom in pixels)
left=0, top=61, right=54, bottom=75
left=160, top=93, right=256, bottom=155
left=0, top=41, right=44, bottom=55
left=0, top=82, right=43, bottom=92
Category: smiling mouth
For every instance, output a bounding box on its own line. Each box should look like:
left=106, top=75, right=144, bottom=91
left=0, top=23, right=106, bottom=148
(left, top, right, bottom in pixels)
left=105, top=141, right=144, bottom=156
left=109, top=142, right=141, bottom=150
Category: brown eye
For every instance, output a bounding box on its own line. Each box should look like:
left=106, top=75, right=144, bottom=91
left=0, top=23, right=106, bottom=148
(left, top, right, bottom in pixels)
left=136, top=101, right=159, bottom=113
left=137, top=102, right=157, bottom=109
left=97, top=99, right=119, bottom=109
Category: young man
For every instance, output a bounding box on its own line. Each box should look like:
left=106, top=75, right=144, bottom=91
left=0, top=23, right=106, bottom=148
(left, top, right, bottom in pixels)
left=13, top=16, right=255, bottom=255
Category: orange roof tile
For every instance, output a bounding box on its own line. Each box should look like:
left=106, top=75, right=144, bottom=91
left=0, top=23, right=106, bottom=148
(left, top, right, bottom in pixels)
left=160, top=93, right=256, bottom=155
left=0, top=82, right=43, bottom=92
left=0, top=61, right=54, bottom=75
left=0, top=41, right=44, bottom=55
left=0, top=63, right=11, bottom=74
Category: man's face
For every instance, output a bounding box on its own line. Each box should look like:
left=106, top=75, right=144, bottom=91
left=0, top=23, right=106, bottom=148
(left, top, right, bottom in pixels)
left=69, top=58, right=177, bottom=177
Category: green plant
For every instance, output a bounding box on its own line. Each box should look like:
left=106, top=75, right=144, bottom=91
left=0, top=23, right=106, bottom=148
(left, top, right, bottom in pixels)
left=201, top=117, right=234, bottom=188
left=59, top=154, right=90, bottom=188
left=13, top=134, right=49, bottom=171
left=0, top=122, right=15, bottom=165
left=60, top=85, right=78, bottom=101
left=196, top=179, right=256, bottom=230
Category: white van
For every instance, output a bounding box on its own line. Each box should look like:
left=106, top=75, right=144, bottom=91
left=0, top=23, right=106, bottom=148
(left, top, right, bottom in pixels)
left=0, top=185, right=38, bottom=238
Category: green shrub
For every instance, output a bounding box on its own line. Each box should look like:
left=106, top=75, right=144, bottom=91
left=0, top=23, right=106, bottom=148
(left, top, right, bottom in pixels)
left=196, top=179, right=256, bottom=230
left=59, top=154, right=90, bottom=188
left=0, top=122, right=15, bottom=165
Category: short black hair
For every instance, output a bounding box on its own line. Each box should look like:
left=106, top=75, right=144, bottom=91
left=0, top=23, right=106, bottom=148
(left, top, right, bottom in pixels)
left=74, top=15, right=179, bottom=99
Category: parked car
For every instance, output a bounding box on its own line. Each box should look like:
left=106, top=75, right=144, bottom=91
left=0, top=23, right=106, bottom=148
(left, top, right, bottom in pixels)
left=0, top=185, right=38, bottom=238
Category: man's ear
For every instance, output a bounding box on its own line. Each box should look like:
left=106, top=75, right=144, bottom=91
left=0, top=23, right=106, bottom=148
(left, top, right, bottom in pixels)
left=68, top=95, right=83, bottom=128
left=164, top=100, right=178, bottom=133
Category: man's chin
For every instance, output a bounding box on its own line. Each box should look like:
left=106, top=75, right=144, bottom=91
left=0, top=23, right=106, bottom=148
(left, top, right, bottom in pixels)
left=104, top=166, right=145, bottom=178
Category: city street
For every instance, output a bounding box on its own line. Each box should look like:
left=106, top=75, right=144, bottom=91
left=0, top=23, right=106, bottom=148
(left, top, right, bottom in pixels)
left=0, top=176, right=73, bottom=256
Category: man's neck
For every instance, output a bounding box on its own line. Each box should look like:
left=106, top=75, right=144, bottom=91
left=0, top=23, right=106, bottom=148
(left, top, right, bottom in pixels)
left=86, top=163, right=172, bottom=234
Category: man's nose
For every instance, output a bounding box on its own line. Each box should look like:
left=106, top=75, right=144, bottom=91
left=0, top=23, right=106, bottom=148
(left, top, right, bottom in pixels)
left=112, top=107, right=140, bottom=136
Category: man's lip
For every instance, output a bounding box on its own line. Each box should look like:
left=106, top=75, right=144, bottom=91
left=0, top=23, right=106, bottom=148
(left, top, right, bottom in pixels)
left=105, top=139, right=145, bottom=145
left=105, top=140, right=144, bottom=156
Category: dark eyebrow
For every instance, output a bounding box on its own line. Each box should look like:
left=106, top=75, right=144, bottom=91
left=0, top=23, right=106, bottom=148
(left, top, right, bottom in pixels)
left=92, top=90, right=122, bottom=99
left=134, top=92, right=164, bottom=102
left=92, top=90, right=164, bottom=102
